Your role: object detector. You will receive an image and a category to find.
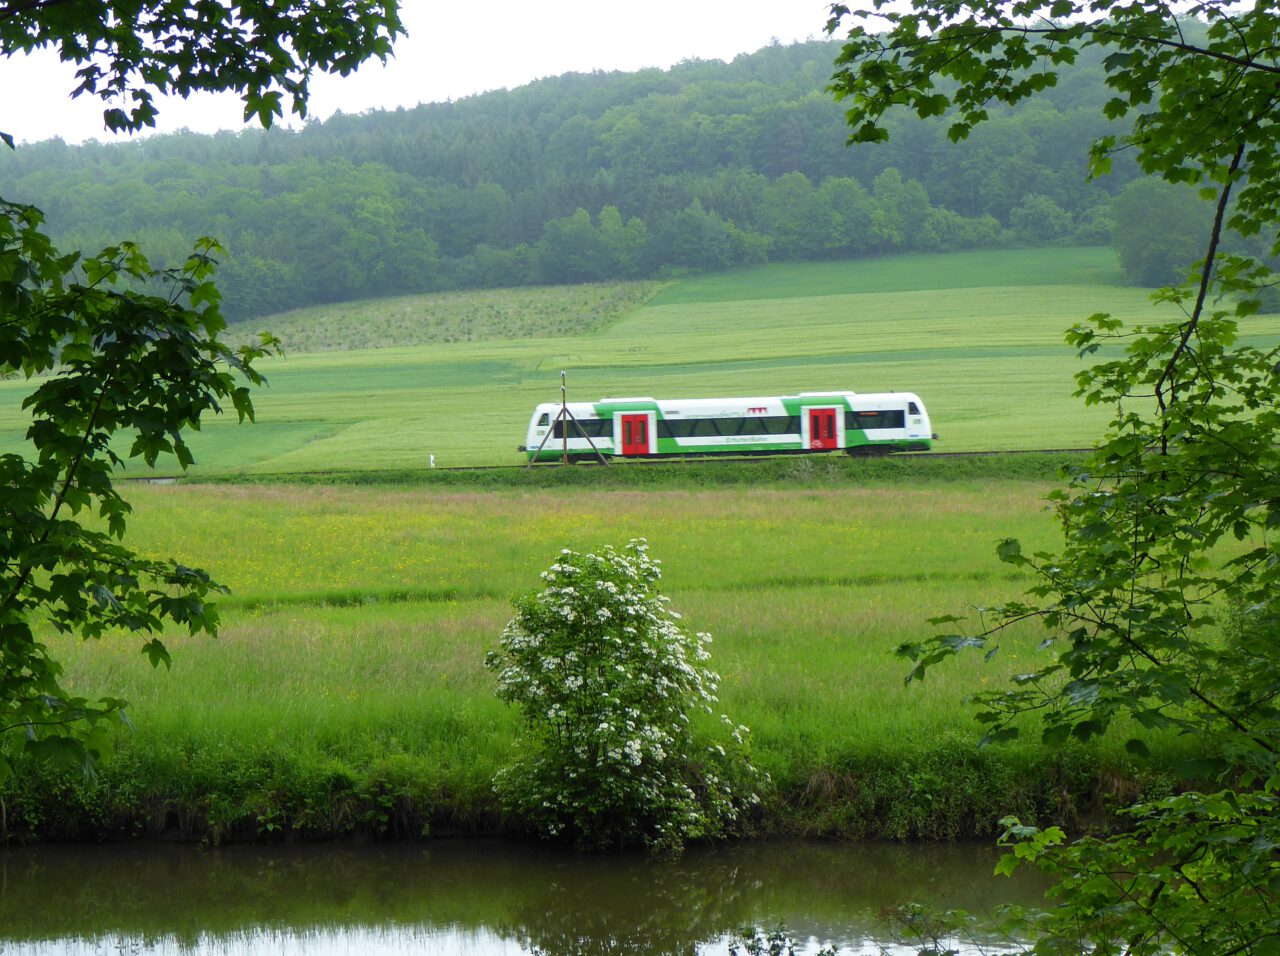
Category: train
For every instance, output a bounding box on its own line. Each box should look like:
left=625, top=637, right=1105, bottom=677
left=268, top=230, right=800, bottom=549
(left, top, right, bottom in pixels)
left=519, top=391, right=936, bottom=462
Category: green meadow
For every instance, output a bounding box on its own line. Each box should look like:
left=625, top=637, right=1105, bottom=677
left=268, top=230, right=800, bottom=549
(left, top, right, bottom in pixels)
left=16, top=473, right=1191, bottom=843
left=2, top=247, right=1257, bottom=842
left=7, top=246, right=1275, bottom=476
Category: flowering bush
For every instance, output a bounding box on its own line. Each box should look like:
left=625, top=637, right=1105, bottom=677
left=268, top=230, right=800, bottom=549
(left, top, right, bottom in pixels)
left=486, top=539, right=763, bottom=851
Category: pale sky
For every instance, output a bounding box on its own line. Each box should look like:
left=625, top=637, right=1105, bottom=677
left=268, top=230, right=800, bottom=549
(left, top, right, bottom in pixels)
left=1, top=0, right=834, bottom=145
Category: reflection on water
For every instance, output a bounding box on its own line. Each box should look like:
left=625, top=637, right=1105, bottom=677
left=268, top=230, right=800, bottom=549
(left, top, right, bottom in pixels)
left=0, top=840, right=1045, bottom=955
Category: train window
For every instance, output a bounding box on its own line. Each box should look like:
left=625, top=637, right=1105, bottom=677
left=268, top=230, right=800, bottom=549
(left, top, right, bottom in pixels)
left=908, top=402, right=920, bottom=415
left=660, top=419, right=719, bottom=438
left=847, top=409, right=906, bottom=429
left=537, top=413, right=550, bottom=427
left=664, top=415, right=799, bottom=438
left=552, top=419, right=612, bottom=439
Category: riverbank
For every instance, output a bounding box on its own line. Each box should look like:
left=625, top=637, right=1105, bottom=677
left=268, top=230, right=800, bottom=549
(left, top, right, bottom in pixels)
left=7, top=728, right=1180, bottom=844
left=3, top=458, right=1193, bottom=844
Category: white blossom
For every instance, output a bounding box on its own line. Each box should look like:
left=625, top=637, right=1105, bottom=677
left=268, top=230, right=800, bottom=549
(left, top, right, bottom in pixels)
left=485, top=538, right=765, bottom=850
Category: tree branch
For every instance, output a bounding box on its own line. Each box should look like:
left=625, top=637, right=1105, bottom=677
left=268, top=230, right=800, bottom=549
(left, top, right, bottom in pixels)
left=865, top=21, right=1280, bottom=79
left=0, top=0, right=78, bottom=30
left=1154, top=141, right=1246, bottom=434
left=0, top=364, right=115, bottom=617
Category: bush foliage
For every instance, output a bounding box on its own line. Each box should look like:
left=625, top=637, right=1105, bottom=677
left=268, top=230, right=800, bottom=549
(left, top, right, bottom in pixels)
left=486, top=540, right=763, bottom=851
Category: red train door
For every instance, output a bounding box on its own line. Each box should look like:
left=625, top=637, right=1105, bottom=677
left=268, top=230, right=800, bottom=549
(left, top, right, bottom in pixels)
left=620, top=414, right=652, bottom=456
left=808, top=408, right=838, bottom=450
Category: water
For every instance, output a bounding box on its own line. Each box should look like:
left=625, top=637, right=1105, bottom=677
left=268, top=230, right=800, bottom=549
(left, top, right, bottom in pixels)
left=0, top=840, right=1043, bottom=955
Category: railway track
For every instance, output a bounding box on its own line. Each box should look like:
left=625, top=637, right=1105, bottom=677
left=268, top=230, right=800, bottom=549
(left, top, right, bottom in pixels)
left=900, top=447, right=1092, bottom=459
left=121, top=447, right=1093, bottom=483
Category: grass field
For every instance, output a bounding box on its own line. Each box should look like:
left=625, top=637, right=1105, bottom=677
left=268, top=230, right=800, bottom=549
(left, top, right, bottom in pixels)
left=0, top=249, right=1244, bottom=843
left=10, top=473, right=1191, bottom=843
left=6, top=246, right=1276, bottom=475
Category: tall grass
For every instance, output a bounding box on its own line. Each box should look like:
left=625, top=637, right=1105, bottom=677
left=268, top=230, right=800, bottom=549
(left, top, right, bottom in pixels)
left=7, top=480, right=1189, bottom=843
left=116, top=480, right=1061, bottom=605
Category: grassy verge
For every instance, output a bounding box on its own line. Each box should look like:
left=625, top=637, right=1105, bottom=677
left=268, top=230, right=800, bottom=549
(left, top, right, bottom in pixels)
left=3, top=478, right=1192, bottom=844
left=186, top=451, right=1090, bottom=490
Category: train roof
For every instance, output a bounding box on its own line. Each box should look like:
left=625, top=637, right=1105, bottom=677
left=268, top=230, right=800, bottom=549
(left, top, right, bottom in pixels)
left=533, top=391, right=924, bottom=412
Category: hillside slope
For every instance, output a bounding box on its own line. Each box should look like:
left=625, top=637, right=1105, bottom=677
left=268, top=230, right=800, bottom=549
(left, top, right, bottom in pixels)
left=5, top=247, right=1275, bottom=473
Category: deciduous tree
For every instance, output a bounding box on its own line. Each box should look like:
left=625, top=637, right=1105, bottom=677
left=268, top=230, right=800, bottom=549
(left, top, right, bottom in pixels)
left=829, top=0, right=1280, bottom=950
left=0, top=0, right=402, bottom=779
left=1, top=0, right=401, bottom=145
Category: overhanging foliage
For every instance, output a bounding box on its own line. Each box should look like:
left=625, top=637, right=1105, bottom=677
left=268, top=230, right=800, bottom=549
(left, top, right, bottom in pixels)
left=830, top=0, right=1280, bottom=950
left=1, top=0, right=400, bottom=778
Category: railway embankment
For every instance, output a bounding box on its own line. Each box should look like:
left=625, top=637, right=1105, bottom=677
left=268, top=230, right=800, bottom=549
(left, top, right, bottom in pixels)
left=176, top=450, right=1090, bottom=490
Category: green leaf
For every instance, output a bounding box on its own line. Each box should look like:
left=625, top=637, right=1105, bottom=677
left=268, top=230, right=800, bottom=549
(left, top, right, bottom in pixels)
left=979, top=727, right=1019, bottom=747
left=995, top=538, right=1023, bottom=563
left=140, top=638, right=172, bottom=669
left=26, top=735, right=91, bottom=775
left=1041, top=723, right=1071, bottom=746
left=1174, top=756, right=1229, bottom=781
left=994, top=853, right=1020, bottom=877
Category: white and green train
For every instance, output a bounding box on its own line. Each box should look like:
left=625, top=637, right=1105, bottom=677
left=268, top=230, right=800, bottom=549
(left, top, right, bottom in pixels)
left=520, top=391, right=936, bottom=462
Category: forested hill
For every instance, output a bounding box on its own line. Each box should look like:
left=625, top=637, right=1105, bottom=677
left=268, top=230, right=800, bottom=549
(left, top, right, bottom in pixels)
left=0, top=39, right=1193, bottom=321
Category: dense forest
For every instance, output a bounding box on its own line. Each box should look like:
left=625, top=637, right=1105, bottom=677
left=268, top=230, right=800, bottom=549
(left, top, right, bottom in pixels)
left=0, top=39, right=1237, bottom=321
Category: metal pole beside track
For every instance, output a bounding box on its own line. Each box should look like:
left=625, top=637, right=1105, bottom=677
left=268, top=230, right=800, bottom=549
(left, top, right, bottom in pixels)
left=523, top=370, right=609, bottom=468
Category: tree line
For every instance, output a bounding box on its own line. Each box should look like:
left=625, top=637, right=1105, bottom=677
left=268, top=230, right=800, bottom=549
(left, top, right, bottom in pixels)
left=0, top=39, right=1228, bottom=320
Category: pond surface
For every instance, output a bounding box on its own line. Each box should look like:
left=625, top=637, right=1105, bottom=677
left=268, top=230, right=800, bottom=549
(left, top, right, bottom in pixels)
left=0, top=840, right=1045, bottom=955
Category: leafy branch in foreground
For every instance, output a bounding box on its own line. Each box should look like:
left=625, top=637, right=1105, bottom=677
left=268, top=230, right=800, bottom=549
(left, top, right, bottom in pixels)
left=829, top=0, right=1280, bottom=950
left=0, top=0, right=403, bottom=144
left=1, top=200, right=277, bottom=780
left=894, top=221, right=1280, bottom=956
left=0, top=0, right=399, bottom=782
